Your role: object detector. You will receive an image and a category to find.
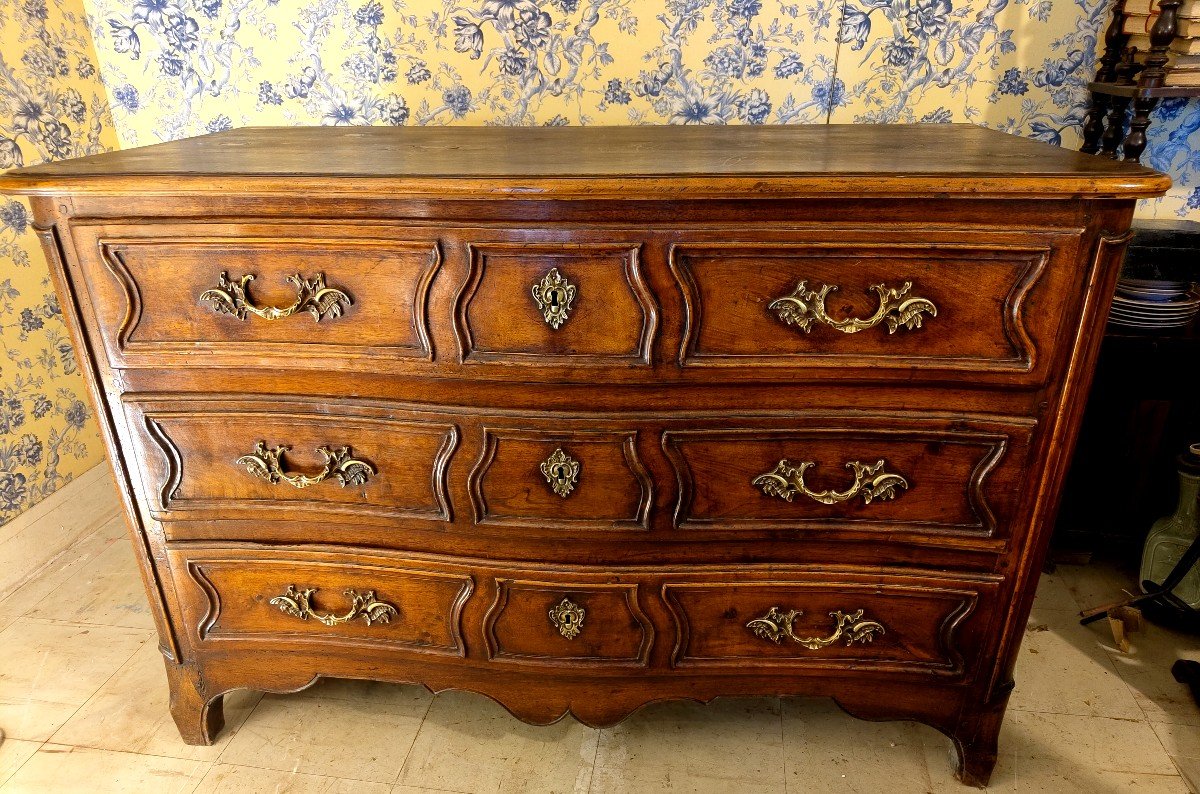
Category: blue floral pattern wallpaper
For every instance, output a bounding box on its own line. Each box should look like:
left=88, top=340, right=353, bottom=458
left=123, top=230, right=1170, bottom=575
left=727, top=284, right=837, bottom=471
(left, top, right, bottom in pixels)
left=72, top=0, right=1199, bottom=216
left=1, top=0, right=1198, bottom=527
left=1, top=0, right=114, bottom=526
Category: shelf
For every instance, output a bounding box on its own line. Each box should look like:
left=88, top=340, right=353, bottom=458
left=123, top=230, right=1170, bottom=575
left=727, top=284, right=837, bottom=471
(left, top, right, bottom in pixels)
left=1089, top=81, right=1200, bottom=99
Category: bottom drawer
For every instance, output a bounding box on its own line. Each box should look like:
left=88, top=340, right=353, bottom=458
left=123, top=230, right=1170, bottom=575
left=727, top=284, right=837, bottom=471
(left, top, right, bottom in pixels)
left=169, top=548, right=999, bottom=679
left=664, top=573, right=999, bottom=676
left=175, top=555, right=474, bottom=657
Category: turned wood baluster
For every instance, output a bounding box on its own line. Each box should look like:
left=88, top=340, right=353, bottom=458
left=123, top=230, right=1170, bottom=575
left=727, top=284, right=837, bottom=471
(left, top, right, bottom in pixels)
left=1123, top=0, right=1180, bottom=161
left=1101, top=53, right=1141, bottom=157
left=1082, top=0, right=1132, bottom=154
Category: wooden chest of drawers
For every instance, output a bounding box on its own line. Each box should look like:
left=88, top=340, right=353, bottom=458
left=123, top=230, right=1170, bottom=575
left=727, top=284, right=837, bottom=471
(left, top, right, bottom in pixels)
left=1, top=125, right=1168, bottom=786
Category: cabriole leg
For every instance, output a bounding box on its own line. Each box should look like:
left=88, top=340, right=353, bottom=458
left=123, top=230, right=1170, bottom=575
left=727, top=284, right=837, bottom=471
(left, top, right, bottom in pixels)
left=164, top=659, right=224, bottom=746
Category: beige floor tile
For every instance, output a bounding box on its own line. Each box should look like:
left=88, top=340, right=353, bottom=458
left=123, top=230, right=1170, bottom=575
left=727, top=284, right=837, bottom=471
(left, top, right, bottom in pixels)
left=782, top=697, right=944, bottom=792
left=0, top=697, right=81, bottom=742
left=0, top=739, right=40, bottom=788
left=0, top=466, right=120, bottom=600
left=0, top=618, right=150, bottom=705
left=0, top=743, right=208, bottom=793
left=981, top=710, right=1183, bottom=792
left=1056, top=561, right=1141, bottom=615
left=218, top=688, right=432, bottom=784
left=50, top=641, right=262, bottom=760
left=399, top=690, right=597, bottom=794
left=24, top=536, right=154, bottom=631
left=1032, top=570, right=1078, bottom=612
left=591, top=697, right=785, bottom=793
left=1152, top=721, right=1200, bottom=792
left=0, top=524, right=121, bottom=635
left=1009, top=607, right=1143, bottom=719
left=0, top=619, right=150, bottom=741
left=1106, top=623, right=1200, bottom=727
left=193, top=762, right=393, bottom=793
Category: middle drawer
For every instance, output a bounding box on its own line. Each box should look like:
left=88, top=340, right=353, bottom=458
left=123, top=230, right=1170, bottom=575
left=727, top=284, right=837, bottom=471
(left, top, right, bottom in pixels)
left=124, top=397, right=1034, bottom=545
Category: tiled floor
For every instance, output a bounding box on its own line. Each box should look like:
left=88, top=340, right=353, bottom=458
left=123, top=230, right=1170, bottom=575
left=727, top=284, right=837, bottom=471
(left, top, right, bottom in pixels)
left=1, top=477, right=1198, bottom=792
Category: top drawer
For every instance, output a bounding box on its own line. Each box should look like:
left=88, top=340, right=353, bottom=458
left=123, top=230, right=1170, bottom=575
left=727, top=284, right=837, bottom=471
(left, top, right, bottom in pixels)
left=68, top=222, right=441, bottom=370
left=66, top=220, right=1089, bottom=386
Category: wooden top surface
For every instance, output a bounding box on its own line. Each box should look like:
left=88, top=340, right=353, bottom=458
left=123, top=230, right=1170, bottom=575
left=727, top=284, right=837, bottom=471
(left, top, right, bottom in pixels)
left=0, top=124, right=1170, bottom=199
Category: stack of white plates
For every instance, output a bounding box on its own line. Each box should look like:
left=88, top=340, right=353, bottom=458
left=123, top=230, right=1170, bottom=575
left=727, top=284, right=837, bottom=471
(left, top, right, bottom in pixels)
left=1108, top=278, right=1200, bottom=329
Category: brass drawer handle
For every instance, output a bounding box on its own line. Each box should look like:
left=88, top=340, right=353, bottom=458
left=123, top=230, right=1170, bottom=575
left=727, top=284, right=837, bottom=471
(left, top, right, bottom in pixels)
left=540, top=448, right=580, bottom=498
left=532, top=267, right=576, bottom=329
left=237, top=441, right=375, bottom=489
left=768, top=280, right=936, bottom=334
left=549, top=597, right=585, bottom=639
left=753, top=458, right=908, bottom=505
left=200, top=271, right=352, bottom=322
left=747, top=607, right=885, bottom=649
left=270, top=585, right=398, bottom=626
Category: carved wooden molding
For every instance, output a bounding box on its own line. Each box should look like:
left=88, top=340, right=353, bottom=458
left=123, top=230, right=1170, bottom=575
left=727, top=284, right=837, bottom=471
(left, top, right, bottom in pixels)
left=95, top=233, right=441, bottom=363
left=663, top=580, right=980, bottom=674
left=185, top=559, right=473, bottom=657
left=468, top=426, right=652, bottom=530
left=483, top=578, right=653, bottom=667
left=140, top=407, right=457, bottom=523
left=453, top=241, right=658, bottom=366
left=668, top=240, right=1052, bottom=376
left=662, top=424, right=1016, bottom=538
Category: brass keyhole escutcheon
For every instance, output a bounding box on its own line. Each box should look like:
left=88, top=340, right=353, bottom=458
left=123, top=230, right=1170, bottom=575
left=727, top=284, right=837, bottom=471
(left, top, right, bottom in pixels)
left=540, top=448, right=580, bottom=498
left=549, top=597, right=585, bottom=639
left=532, top=268, right=576, bottom=329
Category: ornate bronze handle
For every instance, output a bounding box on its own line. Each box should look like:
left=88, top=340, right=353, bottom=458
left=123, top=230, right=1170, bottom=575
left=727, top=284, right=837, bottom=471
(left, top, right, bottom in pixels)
left=236, top=441, right=375, bottom=489
left=532, top=267, right=576, bottom=328
left=753, top=458, right=908, bottom=505
left=768, top=280, right=936, bottom=334
left=270, top=585, right=398, bottom=627
left=549, top=597, right=585, bottom=639
left=540, top=448, right=580, bottom=498
left=200, top=271, right=352, bottom=322
left=747, top=607, right=885, bottom=649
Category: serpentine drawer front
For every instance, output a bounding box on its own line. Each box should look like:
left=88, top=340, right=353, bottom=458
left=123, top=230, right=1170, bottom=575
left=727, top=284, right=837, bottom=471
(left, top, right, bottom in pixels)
left=68, top=222, right=443, bottom=370
left=2, top=124, right=1166, bottom=788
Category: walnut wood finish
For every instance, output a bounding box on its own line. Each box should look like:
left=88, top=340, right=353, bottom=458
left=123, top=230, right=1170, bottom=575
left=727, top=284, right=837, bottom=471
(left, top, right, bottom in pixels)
left=0, top=125, right=1168, bottom=787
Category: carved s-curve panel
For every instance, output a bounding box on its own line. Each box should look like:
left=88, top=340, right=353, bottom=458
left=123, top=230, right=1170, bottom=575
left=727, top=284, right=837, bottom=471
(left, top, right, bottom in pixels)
left=662, top=418, right=1034, bottom=540
left=70, top=221, right=442, bottom=370
left=663, top=579, right=985, bottom=675
left=468, top=426, right=652, bottom=530
left=183, top=558, right=473, bottom=657
left=135, top=403, right=457, bottom=523
left=454, top=241, right=657, bottom=366
left=484, top=579, right=653, bottom=666
left=668, top=235, right=1071, bottom=383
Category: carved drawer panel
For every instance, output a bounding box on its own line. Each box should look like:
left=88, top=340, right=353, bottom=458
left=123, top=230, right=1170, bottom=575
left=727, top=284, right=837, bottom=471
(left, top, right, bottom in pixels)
left=171, top=552, right=473, bottom=656
left=454, top=240, right=657, bottom=366
left=124, top=398, right=456, bottom=523
left=483, top=578, right=653, bottom=666
left=468, top=426, right=652, bottom=530
left=669, top=230, right=1082, bottom=384
left=68, top=221, right=441, bottom=370
left=663, top=571, right=1000, bottom=675
left=663, top=415, right=1034, bottom=539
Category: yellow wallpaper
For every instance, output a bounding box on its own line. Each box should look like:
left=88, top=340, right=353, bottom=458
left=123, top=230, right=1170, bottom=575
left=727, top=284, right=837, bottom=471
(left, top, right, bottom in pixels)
left=79, top=0, right=1199, bottom=217
left=1, top=0, right=114, bottom=524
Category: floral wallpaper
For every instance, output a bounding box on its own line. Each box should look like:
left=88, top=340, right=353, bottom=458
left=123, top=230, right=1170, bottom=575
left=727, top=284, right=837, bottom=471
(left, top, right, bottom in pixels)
left=76, top=0, right=1200, bottom=217
left=1, top=0, right=113, bottom=525
left=0, top=0, right=1197, bottom=525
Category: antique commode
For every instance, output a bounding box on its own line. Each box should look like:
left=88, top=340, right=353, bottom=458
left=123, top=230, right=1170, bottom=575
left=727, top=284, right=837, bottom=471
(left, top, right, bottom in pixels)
left=0, top=125, right=1167, bottom=786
